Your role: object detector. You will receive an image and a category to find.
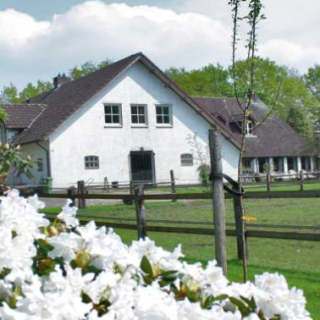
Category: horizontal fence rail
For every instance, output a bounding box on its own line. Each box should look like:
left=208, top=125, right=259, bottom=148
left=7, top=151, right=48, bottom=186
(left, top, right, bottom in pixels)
left=37, top=190, right=320, bottom=200
left=43, top=214, right=320, bottom=231
left=45, top=214, right=320, bottom=242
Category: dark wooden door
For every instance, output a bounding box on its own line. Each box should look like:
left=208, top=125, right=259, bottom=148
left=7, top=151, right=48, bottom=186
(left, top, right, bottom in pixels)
left=130, top=151, right=155, bottom=183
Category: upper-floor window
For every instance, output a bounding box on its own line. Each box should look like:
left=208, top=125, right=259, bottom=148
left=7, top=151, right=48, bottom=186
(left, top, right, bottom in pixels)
left=85, top=156, right=99, bottom=169
left=246, top=121, right=254, bottom=135
left=37, top=158, right=44, bottom=172
left=156, top=105, right=172, bottom=126
left=181, top=153, right=194, bottom=166
left=104, top=104, right=122, bottom=125
left=131, top=104, right=147, bottom=126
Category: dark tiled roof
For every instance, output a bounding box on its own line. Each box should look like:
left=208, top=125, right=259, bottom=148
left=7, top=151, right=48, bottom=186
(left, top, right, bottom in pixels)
left=1, top=104, right=46, bottom=129
left=16, top=53, right=142, bottom=144
left=14, top=52, right=240, bottom=147
left=194, top=97, right=312, bottom=157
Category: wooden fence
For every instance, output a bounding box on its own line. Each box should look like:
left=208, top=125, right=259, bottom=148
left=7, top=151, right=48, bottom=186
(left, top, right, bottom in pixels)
left=37, top=185, right=320, bottom=243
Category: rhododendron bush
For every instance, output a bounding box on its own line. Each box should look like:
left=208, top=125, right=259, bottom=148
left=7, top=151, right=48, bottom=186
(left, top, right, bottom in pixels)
left=0, top=191, right=311, bottom=320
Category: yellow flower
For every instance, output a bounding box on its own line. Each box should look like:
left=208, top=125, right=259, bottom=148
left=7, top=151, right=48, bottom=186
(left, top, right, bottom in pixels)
left=243, top=216, right=257, bottom=222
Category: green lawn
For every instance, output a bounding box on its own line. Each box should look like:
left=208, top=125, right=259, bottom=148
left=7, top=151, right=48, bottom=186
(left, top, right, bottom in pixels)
left=149, top=180, right=320, bottom=193
left=42, top=198, right=320, bottom=319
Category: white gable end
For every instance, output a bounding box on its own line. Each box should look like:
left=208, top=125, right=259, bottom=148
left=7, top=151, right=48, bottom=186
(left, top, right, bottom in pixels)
left=49, top=61, right=239, bottom=187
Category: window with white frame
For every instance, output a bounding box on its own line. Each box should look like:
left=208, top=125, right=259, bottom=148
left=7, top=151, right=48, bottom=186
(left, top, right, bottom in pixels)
left=104, top=104, right=122, bottom=125
left=181, top=154, right=194, bottom=166
left=245, top=121, right=254, bottom=135
left=156, top=105, right=172, bottom=125
left=131, top=105, right=147, bottom=125
left=85, top=156, right=99, bottom=169
left=37, top=158, right=44, bottom=172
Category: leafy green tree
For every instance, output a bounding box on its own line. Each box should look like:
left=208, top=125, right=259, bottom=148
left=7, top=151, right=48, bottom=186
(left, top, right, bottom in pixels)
left=231, top=57, right=319, bottom=132
left=69, top=59, right=113, bottom=80
left=230, top=57, right=287, bottom=105
left=0, top=84, right=20, bottom=104
left=279, top=76, right=319, bottom=122
left=0, top=107, right=7, bottom=124
left=166, top=64, right=233, bottom=97
left=304, top=65, right=320, bottom=101
left=19, top=80, right=53, bottom=102
left=286, top=106, right=313, bottom=140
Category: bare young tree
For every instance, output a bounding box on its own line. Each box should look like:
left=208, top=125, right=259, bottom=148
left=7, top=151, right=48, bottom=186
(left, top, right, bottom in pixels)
left=229, top=0, right=266, bottom=282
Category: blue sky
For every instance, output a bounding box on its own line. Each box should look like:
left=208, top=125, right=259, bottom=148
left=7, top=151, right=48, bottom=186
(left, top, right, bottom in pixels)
left=0, top=0, right=319, bottom=89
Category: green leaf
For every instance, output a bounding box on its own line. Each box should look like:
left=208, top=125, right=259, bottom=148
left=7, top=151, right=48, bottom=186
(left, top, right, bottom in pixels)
left=214, top=294, right=229, bottom=301
left=240, top=295, right=257, bottom=311
left=229, top=297, right=251, bottom=317
left=201, top=296, right=215, bottom=309
left=140, top=256, right=153, bottom=277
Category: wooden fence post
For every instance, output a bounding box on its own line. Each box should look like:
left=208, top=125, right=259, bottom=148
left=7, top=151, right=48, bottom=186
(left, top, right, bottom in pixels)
left=67, top=187, right=76, bottom=207
left=170, top=170, right=176, bottom=202
left=134, top=184, right=147, bottom=240
left=77, top=180, right=86, bottom=209
left=267, top=171, right=271, bottom=192
left=127, top=181, right=134, bottom=205
left=209, top=128, right=227, bottom=276
left=300, top=170, right=304, bottom=191
left=103, top=176, right=109, bottom=192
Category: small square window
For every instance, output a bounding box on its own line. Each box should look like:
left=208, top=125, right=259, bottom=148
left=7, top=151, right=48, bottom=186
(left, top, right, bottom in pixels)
left=131, top=105, right=147, bottom=125
left=37, top=158, right=44, bottom=172
left=181, top=154, right=193, bottom=166
left=156, top=105, right=172, bottom=125
left=85, top=156, right=99, bottom=169
left=104, top=104, right=122, bottom=125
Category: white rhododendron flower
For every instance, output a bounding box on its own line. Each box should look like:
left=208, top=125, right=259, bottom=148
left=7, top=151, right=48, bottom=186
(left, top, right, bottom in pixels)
left=0, top=190, right=312, bottom=320
left=57, top=199, right=79, bottom=228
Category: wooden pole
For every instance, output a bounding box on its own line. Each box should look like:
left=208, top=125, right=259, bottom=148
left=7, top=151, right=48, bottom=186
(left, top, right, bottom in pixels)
left=128, top=181, right=134, bottom=205
left=209, top=128, right=227, bottom=275
left=103, top=176, right=109, bottom=192
left=233, top=195, right=247, bottom=260
left=170, top=170, right=176, bottom=202
left=67, top=187, right=76, bottom=207
left=77, top=180, right=86, bottom=209
left=134, top=184, right=147, bottom=240
left=267, top=171, right=271, bottom=192
left=300, top=170, right=304, bottom=191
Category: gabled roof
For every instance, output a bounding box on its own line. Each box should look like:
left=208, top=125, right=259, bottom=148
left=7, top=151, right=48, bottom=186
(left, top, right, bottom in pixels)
left=194, top=97, right=312, bottom=157
left=14, top=52, right=240, bottom=148
left=1, top=104, right=46, bottom=129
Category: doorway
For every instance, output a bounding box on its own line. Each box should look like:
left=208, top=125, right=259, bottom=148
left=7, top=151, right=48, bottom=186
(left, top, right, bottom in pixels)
left=130, top=150, right=155, bottom=183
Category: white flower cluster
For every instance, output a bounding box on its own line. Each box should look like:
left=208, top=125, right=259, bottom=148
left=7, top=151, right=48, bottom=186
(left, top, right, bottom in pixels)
left=0, top=190, right=311, bottom=320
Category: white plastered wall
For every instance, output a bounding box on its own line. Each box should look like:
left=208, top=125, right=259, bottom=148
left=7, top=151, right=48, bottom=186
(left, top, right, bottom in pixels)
left=49, top=62, right=239, bottom=188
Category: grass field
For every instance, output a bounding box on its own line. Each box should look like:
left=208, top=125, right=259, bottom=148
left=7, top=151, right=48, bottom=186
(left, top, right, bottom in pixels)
left=149, top=180, right=320, bottom=193
left=42, top=198, right=320, bottom=319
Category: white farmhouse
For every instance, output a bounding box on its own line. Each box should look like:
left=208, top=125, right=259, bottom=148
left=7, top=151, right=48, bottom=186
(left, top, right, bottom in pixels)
left=1, top=53, right=240, bottom=188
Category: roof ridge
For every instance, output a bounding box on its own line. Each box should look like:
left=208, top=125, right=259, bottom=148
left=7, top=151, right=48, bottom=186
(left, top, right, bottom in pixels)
left=2, top=103, right=47, bottom=107
left=60, top=52, right=143, bottom=86
left=193, top=96, right=237, bottom=100
left=28, top=53, right=144, bottom=103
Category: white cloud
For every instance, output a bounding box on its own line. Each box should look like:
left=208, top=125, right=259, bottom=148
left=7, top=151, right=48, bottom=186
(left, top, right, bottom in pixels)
left=0, top=1, right=234, bottom=89
left=260, top=39, right=320, bottom=71
left=0, top=9, right=49, bottom=49
left=0, top=0, right=319, bottom=89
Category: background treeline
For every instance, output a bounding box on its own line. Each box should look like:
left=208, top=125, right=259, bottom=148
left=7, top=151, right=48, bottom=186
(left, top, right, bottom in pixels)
left=1, top=57, right=319, bottom=140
